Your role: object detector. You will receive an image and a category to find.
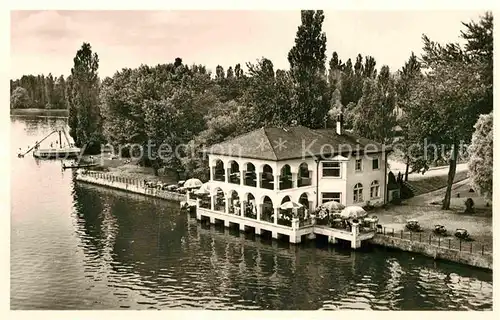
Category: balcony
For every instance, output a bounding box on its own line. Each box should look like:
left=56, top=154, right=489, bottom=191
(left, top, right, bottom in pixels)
left=243, top=171, right=257, bottom=187
left=213, top=169, right=225, bottom=182
left=228, top=172, right=240, bottom=184
left=279, top=175, right=293, bottom=190
left=297, top=177, right=311, bottom=188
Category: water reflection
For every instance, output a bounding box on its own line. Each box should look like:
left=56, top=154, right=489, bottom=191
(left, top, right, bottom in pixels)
left=68, top=183, right=493, bottom=310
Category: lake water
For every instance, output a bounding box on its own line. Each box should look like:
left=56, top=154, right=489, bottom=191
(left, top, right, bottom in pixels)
left=10, top=115, right=493, bottom=310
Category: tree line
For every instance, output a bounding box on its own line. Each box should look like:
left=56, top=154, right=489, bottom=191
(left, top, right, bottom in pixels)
left=12, top=10, right=493, bottom=208
left=10, top=74, right=70, bottom=110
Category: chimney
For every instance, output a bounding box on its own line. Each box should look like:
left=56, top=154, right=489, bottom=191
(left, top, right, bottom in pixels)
left=336, top=112, right=344, bottom=135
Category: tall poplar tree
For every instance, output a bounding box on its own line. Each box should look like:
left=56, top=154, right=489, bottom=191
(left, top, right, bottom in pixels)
left=68, top=42, right=103, bottom=153
left=288, top=10, right=329, bottom=128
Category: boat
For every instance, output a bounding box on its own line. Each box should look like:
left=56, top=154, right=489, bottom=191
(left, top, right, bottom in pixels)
left=62, top=162, right=98, bottom=169
left=34, top=147, right=82, bottom=159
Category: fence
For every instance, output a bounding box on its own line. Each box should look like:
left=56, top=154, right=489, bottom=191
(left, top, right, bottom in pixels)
left=379, top=226, right=491, bottom=256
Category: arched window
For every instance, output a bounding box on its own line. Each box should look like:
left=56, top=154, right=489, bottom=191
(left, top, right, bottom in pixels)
left=279, top=165, right=292, bottom=190
left=261, top=165, right=274, bottom=190
left=353, top=183, right=363, bottom=203
left=370, top=180, right=380, bottom=199
left=213, top=159, right=225, bottom=182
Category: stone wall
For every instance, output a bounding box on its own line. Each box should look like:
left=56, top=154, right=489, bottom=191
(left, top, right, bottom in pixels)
left=369, top=234, right=492, bottom=270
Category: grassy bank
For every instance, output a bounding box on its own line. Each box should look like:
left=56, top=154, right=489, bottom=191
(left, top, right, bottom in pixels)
left=405, top=168, right=468, bottom=196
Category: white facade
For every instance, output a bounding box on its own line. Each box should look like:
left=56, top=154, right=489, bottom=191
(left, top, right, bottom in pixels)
left=319, top=153, right=386, bottom=206
left=207, top=151, right=386, bottom=214
left=207, top=154, right=316, bottom=216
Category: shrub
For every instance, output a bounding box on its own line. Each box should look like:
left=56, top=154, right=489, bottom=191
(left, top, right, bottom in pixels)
left=363, top=201, right=375, bottom=211
left=400, top=183, right=414, bottom=199
left=464, top=198, right=475, bottom=214
left=391, top=194, right=402, bottom=205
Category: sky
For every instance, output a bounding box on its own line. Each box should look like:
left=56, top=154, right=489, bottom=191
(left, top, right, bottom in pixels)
left=10, top=10, right=487, bottom=79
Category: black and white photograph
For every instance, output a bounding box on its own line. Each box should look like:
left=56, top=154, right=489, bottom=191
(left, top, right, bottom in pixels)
left=7, top=3, right=495, bottom=312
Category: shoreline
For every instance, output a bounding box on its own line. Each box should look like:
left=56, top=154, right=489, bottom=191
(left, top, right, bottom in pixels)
left=75, top=170, right=185, bottom=202
left=75, top=169, right=492, bottom=271
left=369, top=234, right=492, bottom=271
left=10, top=108, right=69, bottom=114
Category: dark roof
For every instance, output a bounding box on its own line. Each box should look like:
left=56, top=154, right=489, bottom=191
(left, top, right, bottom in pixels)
left=205, top=125, right=390, bottom=161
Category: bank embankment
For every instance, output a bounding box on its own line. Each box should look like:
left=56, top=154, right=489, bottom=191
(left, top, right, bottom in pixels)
left=369, top=233, right=492, bottom=271
left=75, top=170, right=186, bottom=202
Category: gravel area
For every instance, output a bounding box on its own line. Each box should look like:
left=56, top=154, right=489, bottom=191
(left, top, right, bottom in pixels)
left=372, top=179, right=492, bottom=253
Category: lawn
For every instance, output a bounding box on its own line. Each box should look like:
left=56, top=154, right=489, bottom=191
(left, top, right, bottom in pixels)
left=405, top=168, right=469, bottom=196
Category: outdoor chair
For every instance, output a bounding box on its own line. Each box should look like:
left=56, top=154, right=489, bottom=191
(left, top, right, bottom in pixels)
left=455, top=228, right=472, bottom=241
left=405, top=220, right=423, bottom=232
left=434, top=225, right=447, bottom=236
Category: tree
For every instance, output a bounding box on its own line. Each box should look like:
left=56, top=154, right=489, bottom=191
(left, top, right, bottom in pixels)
left=351, top=75, right=396, bottom=144
left=408, top=12, right=493, bottom=210
left=44, top=73, right=55, bottom=109
left=215, top=65, right=225, bottom=80
left=377, top=65, right=397, bottom=142
left=244, top=58, right=277, bottom=126
left=461, top=12, right=493, bottom=119
left=339, top=58, right=356, bottom=113
left=467, top=112, right=492, bottom=199
left=406, top=61, right=487, bottom=210
left=352, top=54, right=365, bottom=103
left=328, top=51, right=343, bottom=92
left=10, top=73, right=71, bottom=110
left=174, top=57, right=183, bottom=68
left=180, top=100, right=250, bottom=180
left=53, top=75, right=67, bottom=109
left=226, top=66, right=234, bottom=79
left=10, top=87, right=31, bottom=109
left=234, top=63, right=243, bottom=78
left=99, top=62, right=211, bottom=175
left=396, top=52, right=422, bottom=181
left=287, top=10, right=330, bottom=128
left=69, top=42, right=103, bottom=153
left=326, top=88, right=343, bottom=128
left=363, top=56, right=377, bottom=78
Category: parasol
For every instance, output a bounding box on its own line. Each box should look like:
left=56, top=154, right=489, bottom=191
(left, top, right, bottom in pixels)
left=184, top=178, right=203, bottom=189
left=340, top=206, right=367, bottom=219
left=194, top=183, right=211, bottom=195
left=321, top=201, right=345, bottom=212
left=280, top=201, right=303, bottom=210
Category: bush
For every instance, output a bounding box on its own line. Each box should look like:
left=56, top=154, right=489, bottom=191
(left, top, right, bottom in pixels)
left=400, top=183, right=414, bottom=199
left=391, top=193, right=402, bottom=205
left=363, top=201, right=375, bottom=211
left=464, top=198, right=475, bottom=214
